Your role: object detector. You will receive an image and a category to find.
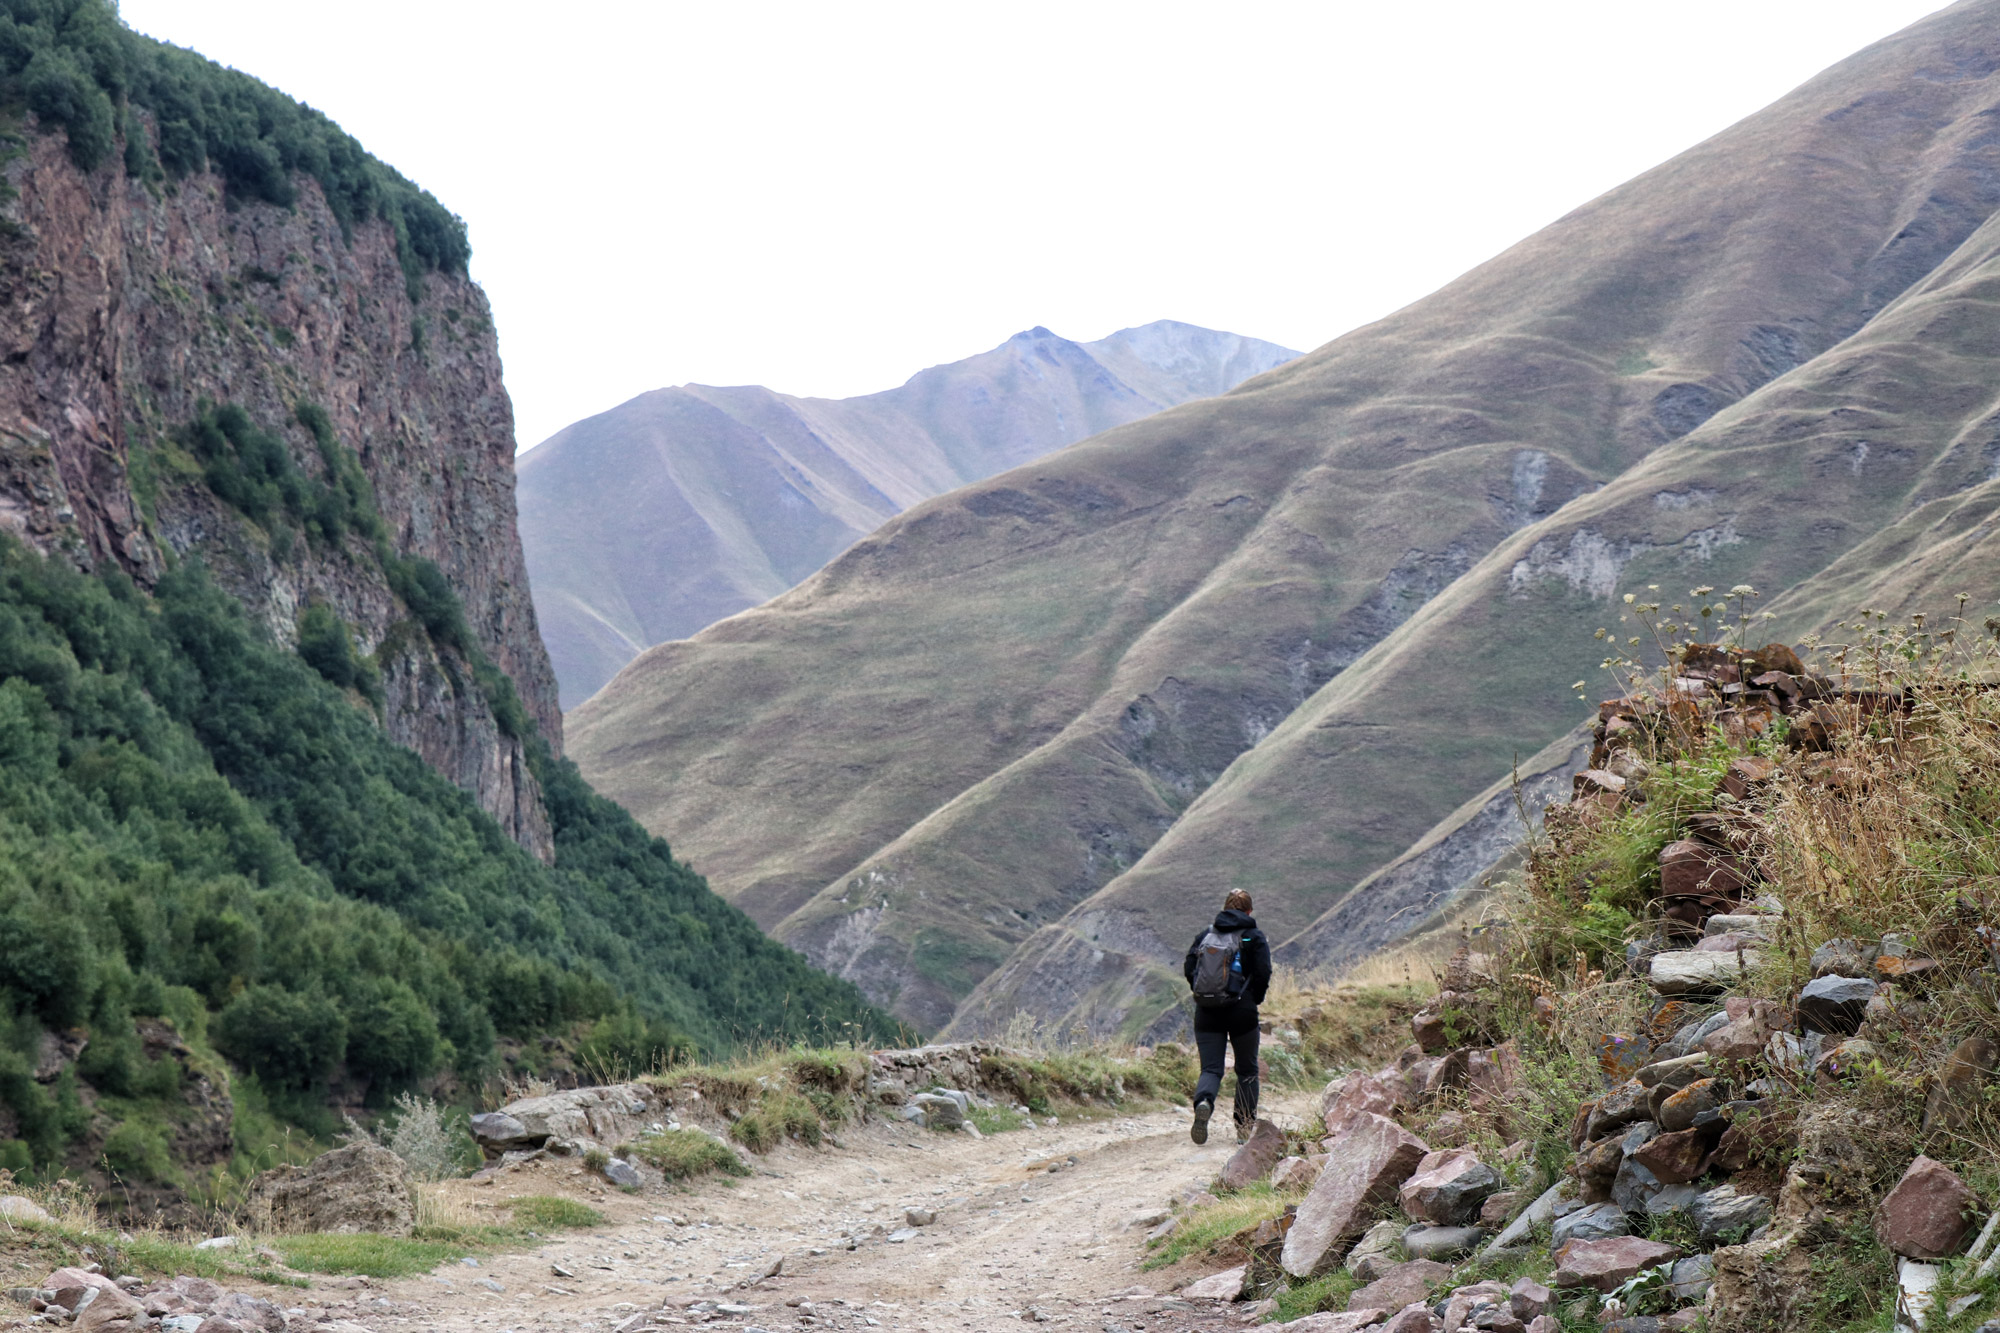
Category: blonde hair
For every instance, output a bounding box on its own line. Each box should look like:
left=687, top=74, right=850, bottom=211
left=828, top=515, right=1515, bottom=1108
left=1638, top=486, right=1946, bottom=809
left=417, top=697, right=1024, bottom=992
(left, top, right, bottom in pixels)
left=1224, top=889, right=1253, bottom=913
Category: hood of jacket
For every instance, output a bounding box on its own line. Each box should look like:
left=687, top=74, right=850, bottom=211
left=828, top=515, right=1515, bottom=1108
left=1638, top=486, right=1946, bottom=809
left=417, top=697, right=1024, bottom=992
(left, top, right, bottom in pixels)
left=1211, top=908, right=1258, bottom=934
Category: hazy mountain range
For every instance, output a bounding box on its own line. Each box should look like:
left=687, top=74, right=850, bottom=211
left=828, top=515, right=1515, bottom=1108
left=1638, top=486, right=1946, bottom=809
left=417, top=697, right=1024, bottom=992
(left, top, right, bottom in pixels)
left=517, top=322, right=1299, bottom=706
left=567, top=0, right=2000, bottom=1039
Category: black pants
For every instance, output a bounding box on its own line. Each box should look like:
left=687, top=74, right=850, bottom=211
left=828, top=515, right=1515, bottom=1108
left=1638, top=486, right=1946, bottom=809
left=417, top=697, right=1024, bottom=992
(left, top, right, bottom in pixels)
left=1192, top=1010, right=1259, bottom=1129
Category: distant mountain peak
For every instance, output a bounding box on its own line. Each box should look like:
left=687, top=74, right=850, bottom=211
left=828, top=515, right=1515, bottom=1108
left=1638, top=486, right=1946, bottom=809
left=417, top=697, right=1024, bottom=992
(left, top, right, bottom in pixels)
left=518, top=322, right=1299, bottom=707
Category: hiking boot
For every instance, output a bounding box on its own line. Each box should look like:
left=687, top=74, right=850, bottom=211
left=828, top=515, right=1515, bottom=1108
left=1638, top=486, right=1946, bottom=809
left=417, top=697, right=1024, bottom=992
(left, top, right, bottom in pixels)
left=1190, top=1099, right=1213, bottom=1145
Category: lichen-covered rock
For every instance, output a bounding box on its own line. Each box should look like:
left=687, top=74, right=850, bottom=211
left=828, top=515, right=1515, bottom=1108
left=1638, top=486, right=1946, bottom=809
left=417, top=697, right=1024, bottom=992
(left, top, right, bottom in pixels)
left=244, top=1142, right=416, bottom=1235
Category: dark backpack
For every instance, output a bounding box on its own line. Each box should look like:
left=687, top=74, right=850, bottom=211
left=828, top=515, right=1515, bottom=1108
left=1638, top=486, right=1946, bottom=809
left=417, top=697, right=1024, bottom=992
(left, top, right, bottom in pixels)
left=1190, top=929, right=1246, bottom=1007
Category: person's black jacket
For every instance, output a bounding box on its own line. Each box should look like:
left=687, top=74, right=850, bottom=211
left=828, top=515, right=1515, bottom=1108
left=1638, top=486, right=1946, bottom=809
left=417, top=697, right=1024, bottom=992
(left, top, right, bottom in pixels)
left=1183, top=908, right=1271, bottom=1006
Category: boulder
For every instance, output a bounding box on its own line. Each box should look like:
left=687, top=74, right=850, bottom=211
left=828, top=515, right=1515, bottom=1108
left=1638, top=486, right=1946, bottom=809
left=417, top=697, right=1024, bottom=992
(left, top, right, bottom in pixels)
left=1657, top=1078, right=1720, bottom=1132
left=1398, top=1149, right=1503, bottom=1224
left=1381, top=1305, right=1443, bottom=1333
left=602, top=1158, right=642, bottom=1189
left=1637, top=1052, right=1711, bottom=1090
left=1270, top=1313, right=1388, bottom=1333
left=1344, top=1219, right=1404, bottom=1278
left=1409, top=991, right=1495, bottom=1053
left=1585, top=1080, right=1652, bottom=1139
left=468, top=1083, right=653, bottom=1156
left=1182, top=1265, right=1247, bottom=1299
left=1484, top=1181, right=1564, bottom=1254
left=1219, top=1118, right=1285, bottom=1191
left=1629, top=1127, right=1711, bottom=1185
left=908, top=1092, right=964, bottom=1128
left=1509, top=1277, right=1553, bottom=1320
left=1795, top=976, right=1874, bottom=1035
left=1923, top=1037, right=2000, bottom=1133
left=0, top=1195, right=52, bottom=1225
left=1347, top=1258, right=1448, bottom=1313
left=1668, top=1253, right=1714, bottom=1302
left=1612, top=1155, right=1662, bottom=1216
left=1692, top=1183, right=1772, bottom=1246
left=1281, top=1112, right=1429, bottom=1279
left=1708, top=1228, right=1815, bottom=1333
left=1553, top=1236, right=1682, bottom=1292
left=1322, top=1072, right=1400, bottom=1135
left=1438, top=1280, right=1511, bottom=1331
left=243, top=1141, right=416, bottom=1235
left=1271, top=1155, right=1323, bottom=1192
left=1401, top=1224, right=1484, bottom=1260
left=1650, top=950, right=1757, bottom=995
left=1552, top=1201, right=1629, bottom=1245
left=1874, top=1156, right=1979, bottom=1259
left=1479, top=1190, right=1523, bottom=1226
left=1659, top=839, right=1749, bottom=900
left=1646, top=1183, right=1700, bottom=1220
left=74, top=1288, right=146, bottom=1332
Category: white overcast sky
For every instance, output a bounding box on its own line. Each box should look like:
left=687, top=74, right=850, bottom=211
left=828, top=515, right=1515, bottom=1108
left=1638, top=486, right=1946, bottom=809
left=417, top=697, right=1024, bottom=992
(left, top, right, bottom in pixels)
left=120, top=1, right=1953, bottom=451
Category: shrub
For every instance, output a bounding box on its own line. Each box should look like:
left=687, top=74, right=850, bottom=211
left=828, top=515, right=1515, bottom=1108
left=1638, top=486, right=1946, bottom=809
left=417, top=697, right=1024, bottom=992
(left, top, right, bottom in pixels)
left=622, top=1130, right=749, bottom=1182
left=100, top=1118, right=174, bottom=1183
left=380, top=1092, right=470, bottom=1182
left=508, top=1194, right=603, bottom=1229
left=343, top=982, right=439, bottom=1091
left=213, top=985, right=346, bottom=1090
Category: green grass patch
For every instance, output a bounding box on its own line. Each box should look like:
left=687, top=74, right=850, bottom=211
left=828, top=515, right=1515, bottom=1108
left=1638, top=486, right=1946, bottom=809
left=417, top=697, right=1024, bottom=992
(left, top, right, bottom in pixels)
left=731, top=1089, right=826, bottom=1151
left=969, top=1105, right=1028, bottom=1134
left=1271, top=1268, right=1362, bottom=1322
left=1142, top=1184, right=1287, bottom=1271
left=507, top=1194, right=604, bottom=1229
left=273, top=1233, right=470, bottom=1279
left=623, top=1130, right=750, bottom=1181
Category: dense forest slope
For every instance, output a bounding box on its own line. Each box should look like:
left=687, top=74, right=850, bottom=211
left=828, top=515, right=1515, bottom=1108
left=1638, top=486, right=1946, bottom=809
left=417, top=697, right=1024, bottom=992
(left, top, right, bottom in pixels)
left=570, top=0, right=2000, bottom=1037
left=0, top=0, right=895, bottom=1210
left=518, top=322, right=1296, bottom=707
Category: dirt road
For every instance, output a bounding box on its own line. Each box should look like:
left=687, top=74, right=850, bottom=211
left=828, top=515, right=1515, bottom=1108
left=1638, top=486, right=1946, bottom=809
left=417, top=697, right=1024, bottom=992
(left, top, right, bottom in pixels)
left=332, top=1099, right=1301, bottom=1333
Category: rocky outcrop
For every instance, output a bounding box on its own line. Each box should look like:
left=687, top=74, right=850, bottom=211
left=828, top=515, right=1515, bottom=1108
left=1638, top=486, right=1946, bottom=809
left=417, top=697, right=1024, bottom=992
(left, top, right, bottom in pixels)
left=0, top=124, right=559, bottom=854
left=243, top=1142, right=416, bottom=1235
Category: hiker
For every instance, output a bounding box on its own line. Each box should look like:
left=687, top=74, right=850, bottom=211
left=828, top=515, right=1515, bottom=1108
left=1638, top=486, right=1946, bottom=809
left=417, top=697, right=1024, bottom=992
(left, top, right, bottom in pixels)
left=1182, top=888, right=1271, bottom=1144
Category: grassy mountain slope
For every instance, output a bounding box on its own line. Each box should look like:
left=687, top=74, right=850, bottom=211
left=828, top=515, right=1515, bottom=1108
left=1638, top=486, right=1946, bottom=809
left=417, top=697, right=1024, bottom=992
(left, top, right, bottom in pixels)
left=571, top=0, right=2000, bottom=1037
left=518, top=322, right=1296, bottom=707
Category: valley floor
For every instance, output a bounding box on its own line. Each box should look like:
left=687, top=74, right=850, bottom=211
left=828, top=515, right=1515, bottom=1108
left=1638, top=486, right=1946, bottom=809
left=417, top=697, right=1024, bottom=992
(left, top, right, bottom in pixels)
left=352, top=1098, right=1288, bottom=1333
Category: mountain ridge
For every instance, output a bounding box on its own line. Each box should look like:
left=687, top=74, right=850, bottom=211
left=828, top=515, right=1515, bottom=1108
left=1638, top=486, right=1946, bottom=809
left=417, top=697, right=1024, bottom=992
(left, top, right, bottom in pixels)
left=569, top=0, right=2000, bottom=1037
left=517, top=320, right=1298, bottom=706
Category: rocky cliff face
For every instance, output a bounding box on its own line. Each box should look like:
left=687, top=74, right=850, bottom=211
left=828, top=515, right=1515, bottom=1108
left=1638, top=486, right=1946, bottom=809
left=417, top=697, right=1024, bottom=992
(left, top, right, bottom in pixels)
left=0, top=125, right=559, bottom=855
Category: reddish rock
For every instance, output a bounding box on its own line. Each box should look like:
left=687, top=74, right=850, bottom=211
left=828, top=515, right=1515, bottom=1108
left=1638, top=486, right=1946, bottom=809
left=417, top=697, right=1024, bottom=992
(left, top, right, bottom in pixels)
left=1466, top=1041, right=1522, bottom=1103
left=1659, top=839, right=1749, bottom=901
left=1399, top=1148, right=1503, bottom=1224
left=1347, top=1258, right=1449, bottom=1313
left=1527, top=1319, right=1560, bottom=1333
left=1381, top=1305, right=1443, bottom=1333
left=1509, top=1277, right=1553, bottom=1320
left=1553, top=1236, right=1682, bottom=1291
left=1271, top=1154, right=1324, bottom=1192
left=1629, top=1127, right=1710, bottom=1185
left=1272, top=1313, right=1388, bottom=1333
left=1873, top=1156, right=1980, bottom=1259
left=1599, top=1032, right=1653, bottom=1081
left=1479, top=1190, right=1523, bottom=1226
left=1321, top=1072, right=1399, bottom=1136
left=1720, top=755, right=1778, bottom=801
left=1219, top=1118, right=1286, bottom=1191
left=1281, top=1112, right=1429, bottom=1279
